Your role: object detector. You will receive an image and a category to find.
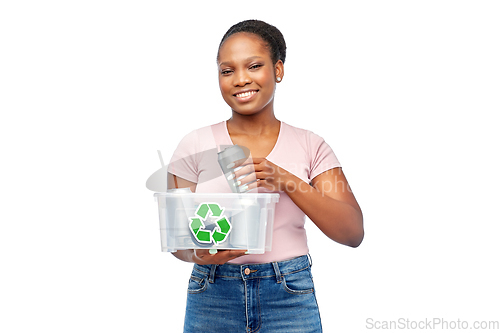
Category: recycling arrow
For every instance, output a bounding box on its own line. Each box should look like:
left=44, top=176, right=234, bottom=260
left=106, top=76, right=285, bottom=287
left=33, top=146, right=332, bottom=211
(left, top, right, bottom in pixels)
left=189, top=202, right=232, bottom=245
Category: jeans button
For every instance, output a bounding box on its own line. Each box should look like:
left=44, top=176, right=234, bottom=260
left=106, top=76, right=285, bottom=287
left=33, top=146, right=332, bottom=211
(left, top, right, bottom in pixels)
left=244, top=268, right=251, bottom=275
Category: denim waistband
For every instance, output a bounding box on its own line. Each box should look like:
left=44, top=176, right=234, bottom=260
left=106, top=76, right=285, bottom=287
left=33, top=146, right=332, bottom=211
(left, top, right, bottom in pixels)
left=193, top=254, right=312, bottom=283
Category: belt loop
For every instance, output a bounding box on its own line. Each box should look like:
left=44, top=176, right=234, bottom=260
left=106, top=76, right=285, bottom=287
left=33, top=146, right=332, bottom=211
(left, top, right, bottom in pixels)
left=209, top=264, right=217, bottom=283
left=307, top=253, right=313, bottom=267
left=272, top=262, right=282, bottom=283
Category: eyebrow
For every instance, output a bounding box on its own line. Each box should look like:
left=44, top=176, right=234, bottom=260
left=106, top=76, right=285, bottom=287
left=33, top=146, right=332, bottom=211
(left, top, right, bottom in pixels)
left=218, top=56, right=264, bottom=67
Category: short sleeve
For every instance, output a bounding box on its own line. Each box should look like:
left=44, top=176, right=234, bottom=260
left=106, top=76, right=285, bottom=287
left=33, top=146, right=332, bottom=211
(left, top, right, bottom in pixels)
left=166, top=130, right=199, bottom=183
left=309, top=132, right=341, bottom=181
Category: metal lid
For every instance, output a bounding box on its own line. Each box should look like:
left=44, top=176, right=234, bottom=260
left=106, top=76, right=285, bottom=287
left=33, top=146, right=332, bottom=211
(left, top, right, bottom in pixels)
left=166, top=188, right=192, bottom=193
left=217, top=144, right=246, bottom=161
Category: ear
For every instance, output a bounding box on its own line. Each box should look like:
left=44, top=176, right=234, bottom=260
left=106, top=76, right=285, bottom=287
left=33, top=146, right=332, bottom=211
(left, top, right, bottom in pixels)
left=275, top=60, right=284, bottom=82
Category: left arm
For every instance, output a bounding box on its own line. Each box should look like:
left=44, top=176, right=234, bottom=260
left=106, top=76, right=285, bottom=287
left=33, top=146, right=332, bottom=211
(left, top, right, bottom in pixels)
left=232, top=159, right=364, bottom=247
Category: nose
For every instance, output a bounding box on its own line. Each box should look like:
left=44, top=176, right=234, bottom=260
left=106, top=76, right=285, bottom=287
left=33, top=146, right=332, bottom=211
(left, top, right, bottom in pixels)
left=233, top=70, right=251, bottom=86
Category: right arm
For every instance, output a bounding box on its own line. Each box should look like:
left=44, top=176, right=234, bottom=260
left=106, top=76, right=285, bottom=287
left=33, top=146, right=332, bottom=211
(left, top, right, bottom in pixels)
left=167, top=173, right=247, bottom=265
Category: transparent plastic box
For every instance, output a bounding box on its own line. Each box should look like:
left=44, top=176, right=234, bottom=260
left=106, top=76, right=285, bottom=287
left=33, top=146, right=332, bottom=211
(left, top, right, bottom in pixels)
left=154, top=192, right=280, bottom=254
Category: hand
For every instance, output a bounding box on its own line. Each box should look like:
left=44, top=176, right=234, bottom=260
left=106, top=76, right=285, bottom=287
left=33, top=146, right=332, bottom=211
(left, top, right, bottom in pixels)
left=192, top=249, right=247, bottom=265
left=230, top=157, right=294, bottom=193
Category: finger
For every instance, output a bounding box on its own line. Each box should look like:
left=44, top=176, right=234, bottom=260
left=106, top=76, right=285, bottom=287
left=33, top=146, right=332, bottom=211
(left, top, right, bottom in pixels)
left=238, top=179, right=259, bottom=193
left=226, top=158, right=256, bottom=182
left=253, top=177, right=278, bottom=192
left=251, top=157, right=267, bottom=165
left=232, top=173, right=257, bottom=190
left=212, top=249, right=247, bottom=265
left=223, top=249, right=247, bottom=258
left=230, top=156, right=267, bottom=169
left=202, top=249, right=247, bottom=257
left=233, top=163, right=257, bottom=179
left=193, top=249, right=211, bottom=259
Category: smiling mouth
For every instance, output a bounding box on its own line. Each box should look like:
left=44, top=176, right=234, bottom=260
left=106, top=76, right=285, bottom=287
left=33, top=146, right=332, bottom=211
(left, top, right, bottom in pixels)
left=234, top=90, right=258, bottom=98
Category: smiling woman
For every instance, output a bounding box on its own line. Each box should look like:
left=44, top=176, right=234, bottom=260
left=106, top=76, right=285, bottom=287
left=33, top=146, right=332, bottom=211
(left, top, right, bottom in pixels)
left=217, top=32, right=283, bottom=117
left=166, top=19, right=363, bottom=333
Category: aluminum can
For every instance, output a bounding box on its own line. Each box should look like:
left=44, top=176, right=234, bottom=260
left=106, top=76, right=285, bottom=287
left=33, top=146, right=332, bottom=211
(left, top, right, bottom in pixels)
left=218, top=145, right=248, bottom=193
left=229, top=198, right=261, bottom=250
left=166, top=188, right=193, bottom=247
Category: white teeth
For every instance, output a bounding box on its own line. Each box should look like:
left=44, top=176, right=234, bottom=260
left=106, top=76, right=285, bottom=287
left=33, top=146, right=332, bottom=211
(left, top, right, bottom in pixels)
left=236, top=91, right=256, bottom=98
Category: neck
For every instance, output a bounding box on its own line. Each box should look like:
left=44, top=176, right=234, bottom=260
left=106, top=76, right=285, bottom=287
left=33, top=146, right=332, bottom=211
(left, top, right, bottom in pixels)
left=228, top=107, right=279, bottom=136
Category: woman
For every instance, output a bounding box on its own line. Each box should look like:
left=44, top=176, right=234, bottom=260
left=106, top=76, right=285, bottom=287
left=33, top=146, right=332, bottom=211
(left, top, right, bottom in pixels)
left=167, top=19, right=363, bottom=333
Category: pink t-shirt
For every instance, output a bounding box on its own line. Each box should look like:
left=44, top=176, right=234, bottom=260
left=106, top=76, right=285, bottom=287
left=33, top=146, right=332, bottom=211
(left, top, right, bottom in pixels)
left=167, top=120, right=341, bottom=264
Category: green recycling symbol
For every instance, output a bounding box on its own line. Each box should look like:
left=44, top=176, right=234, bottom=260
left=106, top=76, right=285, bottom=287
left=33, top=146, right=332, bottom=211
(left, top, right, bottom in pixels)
left=189, top=202, right=232, bottom=245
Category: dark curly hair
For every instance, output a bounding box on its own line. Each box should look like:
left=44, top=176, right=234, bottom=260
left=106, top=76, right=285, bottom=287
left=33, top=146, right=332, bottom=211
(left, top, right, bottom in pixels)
left=217, top=19, right=287, bottom=65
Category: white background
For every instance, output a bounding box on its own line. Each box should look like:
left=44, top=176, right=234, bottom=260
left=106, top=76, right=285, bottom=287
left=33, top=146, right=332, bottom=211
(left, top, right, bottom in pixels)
left=1, top=1, right=499, bottom=332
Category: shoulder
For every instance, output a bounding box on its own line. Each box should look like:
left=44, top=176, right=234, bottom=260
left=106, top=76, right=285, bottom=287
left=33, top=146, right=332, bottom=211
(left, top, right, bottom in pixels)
left=178, top=121, right=224, bottom=143
left=281, top=121, right=337, bottom=161
left=281, top=121, right=328, bottom=147
left=181, top=121, right=223, bottom=138
left=173, top=121, right=225, bottom=154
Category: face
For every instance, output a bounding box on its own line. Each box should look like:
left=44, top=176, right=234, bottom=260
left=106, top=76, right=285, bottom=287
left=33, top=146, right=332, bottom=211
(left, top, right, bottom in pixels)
left=217, top=32, right=283, bottom=116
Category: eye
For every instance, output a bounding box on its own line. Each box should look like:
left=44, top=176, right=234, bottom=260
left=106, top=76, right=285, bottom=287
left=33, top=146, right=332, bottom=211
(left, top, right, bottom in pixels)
left=220, top=69, right=233, bottom=76
left=249, top=64, right=262, bottom=70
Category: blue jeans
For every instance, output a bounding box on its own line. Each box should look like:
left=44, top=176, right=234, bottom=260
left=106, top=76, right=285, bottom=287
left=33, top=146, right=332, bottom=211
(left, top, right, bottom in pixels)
left=183, top=255, right=322, bottom=333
